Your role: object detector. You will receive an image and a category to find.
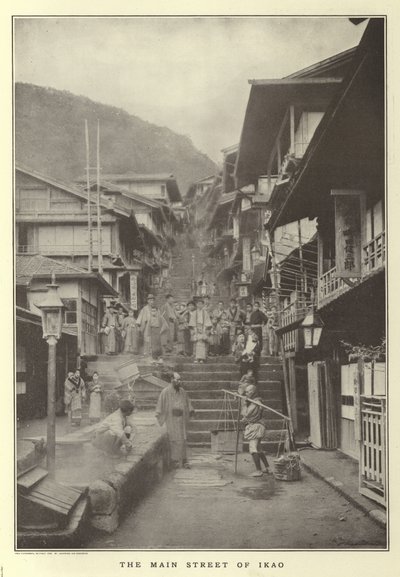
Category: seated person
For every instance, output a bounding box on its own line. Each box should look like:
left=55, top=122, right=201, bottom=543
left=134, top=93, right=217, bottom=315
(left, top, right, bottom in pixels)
left=92, top=399, right=136, bottom=457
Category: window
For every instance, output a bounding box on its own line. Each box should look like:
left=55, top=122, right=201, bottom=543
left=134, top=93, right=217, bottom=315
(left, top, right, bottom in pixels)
left=62, top=299, right=77, bottom=324
left=81, top=299, right=97, bottom=335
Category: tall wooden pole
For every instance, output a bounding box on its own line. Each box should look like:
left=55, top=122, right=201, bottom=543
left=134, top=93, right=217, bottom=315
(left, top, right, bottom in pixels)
left=266, top=229, right=296, bottom=450
left=46, top=337, right=57, bottom=476
left=85, top=119, right=93, bottom=272
left=234, top=398, right=241, bottom=474
left=96, top=119, right=103, bottom=274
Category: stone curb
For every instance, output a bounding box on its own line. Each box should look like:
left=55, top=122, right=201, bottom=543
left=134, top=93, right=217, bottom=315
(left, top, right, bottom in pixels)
left=88, top=430, right=169, bottom=534
left=300, top=459, right=387, bottom=529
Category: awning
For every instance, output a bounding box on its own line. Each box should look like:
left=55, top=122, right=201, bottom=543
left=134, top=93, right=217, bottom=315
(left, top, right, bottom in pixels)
left=235, top=78, right=342, bottom=187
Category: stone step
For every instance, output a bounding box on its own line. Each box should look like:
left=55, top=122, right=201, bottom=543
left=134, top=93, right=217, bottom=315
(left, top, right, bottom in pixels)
left=183, top=372, right=282, bottom=382
left=183, top=380, right=281, bottom=390
left=178, top=363, right=282, bottom=372
left=189, top=418, right=285, bottom=431
left=173, top=356, right=281, bottom=364
left=187, top=429, right=288, bottom=443
left=187, top=389, right=282, bottom=399
left=187, top=440, right=284, bottom=453
left=191, top=398, right=283, bottom=410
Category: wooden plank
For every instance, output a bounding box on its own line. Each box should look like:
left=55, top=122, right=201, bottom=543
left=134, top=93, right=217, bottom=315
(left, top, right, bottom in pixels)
left=25, top=493, right=71, bottom=516
left=17, top=467, right=48, bottom=493
left=35, top=480, right=81, bottom=507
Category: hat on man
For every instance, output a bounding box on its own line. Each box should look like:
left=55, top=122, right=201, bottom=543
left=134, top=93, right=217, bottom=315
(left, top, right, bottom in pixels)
left=147, top=294, right=155, bottom=300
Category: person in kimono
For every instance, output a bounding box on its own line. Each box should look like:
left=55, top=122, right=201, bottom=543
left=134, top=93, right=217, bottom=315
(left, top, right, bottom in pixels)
left=175, top=303, right=189, bottom=356
left=101, top=304, right=117, bottom=355
left=88, top=371, right=102, bottom=424
left=227, top=298, right=245, bottom=341
left=115, top=304, right=126, bottom=354
left=208, top=316, right=220, bottom=357
left=184, top=301, right=196, bottom=357
left=155, top=372, right=195, bottom=469
left=250, top=301, right=269, bottom=350
left=137, top=295, right=168, bottom=360
left=232, top=332, right=246, bottom=363
left=212, top=301, right=226, bottom=322
left=122, top=308, right=139, bottom=354
left=240, top=330, right=261, bottom=380
left=92, top=399, right=136, bottom=457
left=189, top=298, right=212, bottom=363
left=161, top=294, right=178, bottom=353
left=64, top=369, right=86, bottom=426
left=241, top=383, right=271, bottom=477
left=266, top=305, right=279, bottom=356
left=218, top=310, right=231, bottom=355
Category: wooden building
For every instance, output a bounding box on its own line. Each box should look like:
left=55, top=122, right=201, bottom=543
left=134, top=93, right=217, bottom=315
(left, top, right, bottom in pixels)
left=235, top=19, right=386, bottom=505
left=15, top=166, right=144, bottom=311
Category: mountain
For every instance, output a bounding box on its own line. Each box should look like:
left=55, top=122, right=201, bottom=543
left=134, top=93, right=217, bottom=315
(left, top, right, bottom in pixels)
left=15, top=83, right=218, bottom=196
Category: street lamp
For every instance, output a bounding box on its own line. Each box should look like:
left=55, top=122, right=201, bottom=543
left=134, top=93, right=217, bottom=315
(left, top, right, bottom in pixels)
left=37, top=273, right=64, bottom=475
left=301, top=309, right=324, bottom=349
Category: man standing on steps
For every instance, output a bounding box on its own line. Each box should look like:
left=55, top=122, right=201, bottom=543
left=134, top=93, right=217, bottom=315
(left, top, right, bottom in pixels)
left=250, top=301, right=268, bottom=351
left=227, top=298, right=245, bottom=342
left=161, top=294, right=178, bottom=353
left=241, top=383, right=271, bottom=477
left=155, top=372, right=195, bottom=469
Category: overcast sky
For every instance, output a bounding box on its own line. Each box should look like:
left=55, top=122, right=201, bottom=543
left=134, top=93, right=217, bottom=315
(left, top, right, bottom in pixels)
left=14, top=17, right=367, bottom=162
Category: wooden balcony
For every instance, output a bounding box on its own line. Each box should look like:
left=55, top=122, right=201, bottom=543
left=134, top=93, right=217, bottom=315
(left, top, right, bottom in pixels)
left=17, top=244, right=112, bottom=256
left=318, top=231, right=385, bottom=308
left=281, top=298, right=313, bottom=328
left=363, top=231, right=385, bottom=274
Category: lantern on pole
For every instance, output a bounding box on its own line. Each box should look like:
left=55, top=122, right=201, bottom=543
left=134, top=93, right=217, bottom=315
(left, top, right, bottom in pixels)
left=301, top=309, right=324, bottom=349
left=37, top=273, right=64, bottom=475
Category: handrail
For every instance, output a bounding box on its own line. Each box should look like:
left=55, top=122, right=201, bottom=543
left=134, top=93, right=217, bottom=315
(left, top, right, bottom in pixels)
left=221, top=389, right=291, bottom=421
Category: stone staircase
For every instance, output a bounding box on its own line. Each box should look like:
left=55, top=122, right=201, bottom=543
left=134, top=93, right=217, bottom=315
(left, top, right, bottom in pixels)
left=177, top=356, right=287, bottom=454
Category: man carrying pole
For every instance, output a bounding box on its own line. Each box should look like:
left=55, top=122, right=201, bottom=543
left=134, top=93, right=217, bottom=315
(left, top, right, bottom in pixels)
left=240, top=383, right=272, bottom=477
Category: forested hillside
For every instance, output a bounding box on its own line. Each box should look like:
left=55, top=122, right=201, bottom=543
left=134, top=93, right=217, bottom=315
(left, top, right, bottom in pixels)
left=15, top=83, right=218, bottom=195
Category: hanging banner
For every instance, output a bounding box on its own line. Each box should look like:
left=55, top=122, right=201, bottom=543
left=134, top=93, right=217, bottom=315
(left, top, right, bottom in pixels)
left=331, top=190, right=365, bottom=278
left=129, top=272, right=138, bottom=311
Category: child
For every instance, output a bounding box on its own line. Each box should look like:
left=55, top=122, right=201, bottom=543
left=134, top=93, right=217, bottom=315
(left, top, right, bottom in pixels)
left=232, top=332, right=246, bottom=363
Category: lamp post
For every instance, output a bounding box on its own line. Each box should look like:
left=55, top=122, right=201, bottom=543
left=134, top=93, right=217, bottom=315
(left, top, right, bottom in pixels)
left=301, top=309, right=324, bottom=349
left=37, top=274, right=64, bottom=475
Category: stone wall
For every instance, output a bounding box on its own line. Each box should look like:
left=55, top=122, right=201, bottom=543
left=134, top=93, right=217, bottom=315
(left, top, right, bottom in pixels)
left=88, top=424, right=170, bottom=533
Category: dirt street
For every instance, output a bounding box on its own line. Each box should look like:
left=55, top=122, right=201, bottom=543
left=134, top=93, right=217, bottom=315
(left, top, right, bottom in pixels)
left=87, top=451, right=386, bottom=549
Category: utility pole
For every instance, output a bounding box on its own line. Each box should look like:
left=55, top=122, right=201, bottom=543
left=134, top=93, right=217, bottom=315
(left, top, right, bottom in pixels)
left=266, top=228, right=295, bottom=448
left=96, top=119, right=103, bottom=275
left=85, top=119, right=93, bottom=272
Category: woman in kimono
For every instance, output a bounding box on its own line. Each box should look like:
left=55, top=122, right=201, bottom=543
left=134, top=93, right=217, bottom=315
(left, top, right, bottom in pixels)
left=101, top=304, right=117, bottom=355
left=208, top=316, right=220, bottom=357
left=88, top=371, right=103, bottom=424
left=189, top=299, right=212, bottom=363
left=64, top=369, right=86, bottom=426
left=122, top=308, right=139, bottom=354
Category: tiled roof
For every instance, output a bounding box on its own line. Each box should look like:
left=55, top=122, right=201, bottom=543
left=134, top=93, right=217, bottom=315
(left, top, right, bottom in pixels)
left=16, top=254, right=87, bottom=285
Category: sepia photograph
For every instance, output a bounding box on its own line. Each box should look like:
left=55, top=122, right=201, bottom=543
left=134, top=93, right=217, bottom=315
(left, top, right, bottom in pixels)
left=12, top=14, right=387, bottom=556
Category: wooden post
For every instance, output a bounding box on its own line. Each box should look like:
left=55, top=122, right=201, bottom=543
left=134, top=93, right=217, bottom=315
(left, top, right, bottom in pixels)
left=46, top=337, right=57, bottom=476
left=290, top=105, right=295, bottom=155
left=85, top=119, right=93, bottom=272
left=234, top=398, right=241, bottom=474
left=96, top=119, right=103, bottom=275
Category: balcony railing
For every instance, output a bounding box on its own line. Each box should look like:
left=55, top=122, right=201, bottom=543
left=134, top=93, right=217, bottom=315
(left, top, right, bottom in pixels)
left=281, top=297, right=313, bottom=328
left=363, top=231, right=385, bottom=274
left=17, top=244, right=111, bottom=256
left=318, top=266, right=350, bottom=307
left=319, top=232, right=385, bottom=308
